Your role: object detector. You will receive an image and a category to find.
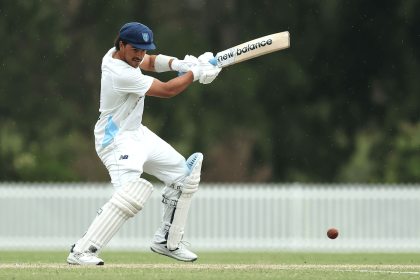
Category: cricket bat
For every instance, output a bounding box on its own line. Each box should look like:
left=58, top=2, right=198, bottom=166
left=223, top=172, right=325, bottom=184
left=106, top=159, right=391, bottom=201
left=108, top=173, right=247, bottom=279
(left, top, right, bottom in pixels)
left=179, top=31, right=290, bottom=75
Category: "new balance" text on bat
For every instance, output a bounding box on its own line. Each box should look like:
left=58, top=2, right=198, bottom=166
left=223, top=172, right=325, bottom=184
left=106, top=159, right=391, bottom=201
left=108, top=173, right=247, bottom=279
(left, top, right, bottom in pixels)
left=178, top=31, right=290, bottom=76
left=209, top=31, right=290, bottom=67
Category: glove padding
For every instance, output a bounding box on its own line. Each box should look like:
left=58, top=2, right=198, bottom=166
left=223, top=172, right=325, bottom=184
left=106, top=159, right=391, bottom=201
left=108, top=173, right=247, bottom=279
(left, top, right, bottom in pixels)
left=198, top=52, right=222, bottom=84
left=172, top=55, right=200, bottom=81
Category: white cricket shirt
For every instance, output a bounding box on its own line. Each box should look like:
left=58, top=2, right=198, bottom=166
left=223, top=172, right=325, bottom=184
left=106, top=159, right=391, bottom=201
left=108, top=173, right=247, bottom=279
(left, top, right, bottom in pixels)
left=94, top=47, right=154, bottom=151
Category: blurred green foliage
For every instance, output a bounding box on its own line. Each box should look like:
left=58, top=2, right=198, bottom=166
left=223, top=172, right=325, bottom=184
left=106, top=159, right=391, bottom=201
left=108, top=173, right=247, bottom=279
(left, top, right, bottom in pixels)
left=0, top=0, right=419, bottom=183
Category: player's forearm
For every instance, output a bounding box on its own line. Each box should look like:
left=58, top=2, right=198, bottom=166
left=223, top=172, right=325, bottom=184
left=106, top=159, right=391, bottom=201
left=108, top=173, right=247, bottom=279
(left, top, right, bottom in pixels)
left=161, top=72, right=194, bottom=98
left=146, top=72, right=194, bottom=98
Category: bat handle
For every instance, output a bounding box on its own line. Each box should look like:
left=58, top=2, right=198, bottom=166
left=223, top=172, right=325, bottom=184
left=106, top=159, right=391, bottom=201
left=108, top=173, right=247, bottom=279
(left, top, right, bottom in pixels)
left=178, top=57, right=217, bottom=76
left=208, top=57, right=217, bottom=66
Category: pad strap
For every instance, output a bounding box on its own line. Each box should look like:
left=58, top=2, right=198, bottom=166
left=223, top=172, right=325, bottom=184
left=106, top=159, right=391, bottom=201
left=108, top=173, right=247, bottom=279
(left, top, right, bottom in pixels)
left=162, top=221, right=171, bottom=234
left=168, top=182, right=183, bottom=191
left=162, top=195, right=178, bottom=208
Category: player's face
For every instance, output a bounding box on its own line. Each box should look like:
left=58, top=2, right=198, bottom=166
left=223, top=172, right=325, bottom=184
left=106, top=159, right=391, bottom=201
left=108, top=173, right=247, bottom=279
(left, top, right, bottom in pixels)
left=120, top=43, right=147, bottom=68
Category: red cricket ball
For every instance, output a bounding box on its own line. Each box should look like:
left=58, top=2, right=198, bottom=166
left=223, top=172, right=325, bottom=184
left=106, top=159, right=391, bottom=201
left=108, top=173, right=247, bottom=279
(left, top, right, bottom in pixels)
left=327, top=228, right=339, bottom=239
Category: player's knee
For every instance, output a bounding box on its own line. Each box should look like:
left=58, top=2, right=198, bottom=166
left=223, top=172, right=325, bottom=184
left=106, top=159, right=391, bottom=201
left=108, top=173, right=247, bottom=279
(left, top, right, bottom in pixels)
left=109, top=178, right=154, bottom=218
left=182, top=153, right=203, bottom=194
left=164, top=153, right=203, bottom=195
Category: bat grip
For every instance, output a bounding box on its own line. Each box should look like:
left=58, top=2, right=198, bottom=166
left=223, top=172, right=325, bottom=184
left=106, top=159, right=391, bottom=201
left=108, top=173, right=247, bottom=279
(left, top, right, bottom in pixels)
left=178, top=57, right=217, bottom=76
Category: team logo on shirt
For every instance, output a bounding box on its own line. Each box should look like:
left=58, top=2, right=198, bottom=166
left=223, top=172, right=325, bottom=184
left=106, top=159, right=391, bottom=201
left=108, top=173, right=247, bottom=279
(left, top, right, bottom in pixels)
left=142, top=33, right=149, bottom=42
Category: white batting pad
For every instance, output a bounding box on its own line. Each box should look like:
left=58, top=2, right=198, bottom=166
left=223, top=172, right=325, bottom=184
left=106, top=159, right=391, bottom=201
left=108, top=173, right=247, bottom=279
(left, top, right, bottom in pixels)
left=109, top=178, right=153, bottom=217
left=74, top=178, right=153, bottom=254
left=182, top=153, right=203, bottom=194
left=166, top=153, right=203, bottom=250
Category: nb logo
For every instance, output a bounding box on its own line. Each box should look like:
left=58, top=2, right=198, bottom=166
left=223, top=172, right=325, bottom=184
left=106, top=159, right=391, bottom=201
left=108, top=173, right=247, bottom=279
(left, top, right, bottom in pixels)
left=119, top=155, right=129, bottom=160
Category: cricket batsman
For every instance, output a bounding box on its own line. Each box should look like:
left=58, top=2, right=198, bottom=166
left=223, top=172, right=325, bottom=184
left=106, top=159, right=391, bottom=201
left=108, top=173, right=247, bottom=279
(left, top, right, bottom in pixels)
left=66, top=22, right=221, bottom=265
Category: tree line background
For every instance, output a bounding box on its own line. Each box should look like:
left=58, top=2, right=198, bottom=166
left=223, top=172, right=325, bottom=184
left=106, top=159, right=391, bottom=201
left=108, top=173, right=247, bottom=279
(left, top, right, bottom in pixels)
left=0, top=0, right=419, bottom=183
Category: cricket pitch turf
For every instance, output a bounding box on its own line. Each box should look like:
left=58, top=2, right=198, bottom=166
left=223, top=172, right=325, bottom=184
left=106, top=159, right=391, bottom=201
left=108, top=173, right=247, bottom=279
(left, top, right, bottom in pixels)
left=1, top=251, right=420, bottom=279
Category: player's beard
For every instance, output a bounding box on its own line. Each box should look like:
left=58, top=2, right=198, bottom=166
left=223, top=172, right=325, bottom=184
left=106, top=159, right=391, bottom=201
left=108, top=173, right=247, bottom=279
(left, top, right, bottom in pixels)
left=124, top=57, right=142, bottom=68
left=132, top=58, right=141, bottom=68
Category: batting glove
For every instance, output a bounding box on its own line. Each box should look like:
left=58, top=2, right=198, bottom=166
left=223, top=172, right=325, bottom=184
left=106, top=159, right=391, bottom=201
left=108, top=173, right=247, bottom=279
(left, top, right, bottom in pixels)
left=198, top=52, right=222, bottom=84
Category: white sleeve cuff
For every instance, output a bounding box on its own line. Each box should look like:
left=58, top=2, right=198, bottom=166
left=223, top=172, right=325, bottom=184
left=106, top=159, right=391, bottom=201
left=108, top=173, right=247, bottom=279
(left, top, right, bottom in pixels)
left=154, top=54, right=177, bottom=72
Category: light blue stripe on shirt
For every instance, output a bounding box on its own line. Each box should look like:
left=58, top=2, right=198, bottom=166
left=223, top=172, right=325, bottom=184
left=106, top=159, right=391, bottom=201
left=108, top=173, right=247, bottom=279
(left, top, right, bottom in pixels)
left=102, top=115, right=119, bottom=147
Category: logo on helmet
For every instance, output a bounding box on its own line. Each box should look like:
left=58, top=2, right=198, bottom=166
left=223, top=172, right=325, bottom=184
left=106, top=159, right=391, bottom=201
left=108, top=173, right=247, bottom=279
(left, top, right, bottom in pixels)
left=142, top=33, right=149, bottom=42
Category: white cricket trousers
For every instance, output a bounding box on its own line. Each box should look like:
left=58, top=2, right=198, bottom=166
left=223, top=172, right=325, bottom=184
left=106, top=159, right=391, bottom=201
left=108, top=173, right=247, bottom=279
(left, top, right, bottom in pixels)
left=96, top=125, right=190, bottom=190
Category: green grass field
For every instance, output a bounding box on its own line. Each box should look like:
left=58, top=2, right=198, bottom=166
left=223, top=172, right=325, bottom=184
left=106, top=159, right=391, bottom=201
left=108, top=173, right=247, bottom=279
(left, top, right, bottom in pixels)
left=1, top=251, right=420, bottom=279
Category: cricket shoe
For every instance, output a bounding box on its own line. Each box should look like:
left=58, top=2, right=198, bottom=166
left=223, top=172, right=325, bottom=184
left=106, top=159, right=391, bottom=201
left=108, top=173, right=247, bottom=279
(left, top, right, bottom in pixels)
left=150, top=241, right=197, bottom=262
left=67, top=244, right=104, bottom=265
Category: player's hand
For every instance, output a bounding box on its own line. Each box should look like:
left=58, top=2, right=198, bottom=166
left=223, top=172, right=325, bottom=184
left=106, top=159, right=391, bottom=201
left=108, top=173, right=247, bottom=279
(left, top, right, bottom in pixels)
left=198, top=52, right=222, bottom=84
left=171, top=55, right=197, bottom=71
left=172, top=55, right=200, bottom=81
